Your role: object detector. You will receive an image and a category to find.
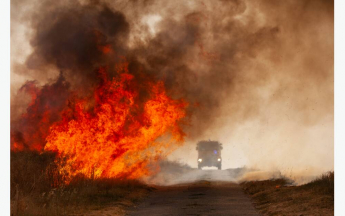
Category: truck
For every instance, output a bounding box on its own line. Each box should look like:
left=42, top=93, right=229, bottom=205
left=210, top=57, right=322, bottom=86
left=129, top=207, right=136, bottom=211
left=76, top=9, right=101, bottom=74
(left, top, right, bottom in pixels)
left=196, top=140, right=223, bottom=170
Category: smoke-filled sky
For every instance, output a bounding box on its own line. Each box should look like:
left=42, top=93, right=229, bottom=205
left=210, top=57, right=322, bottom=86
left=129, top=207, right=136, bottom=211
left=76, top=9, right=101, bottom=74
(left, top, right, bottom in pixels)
left=11, top=0, right=333, bottom=177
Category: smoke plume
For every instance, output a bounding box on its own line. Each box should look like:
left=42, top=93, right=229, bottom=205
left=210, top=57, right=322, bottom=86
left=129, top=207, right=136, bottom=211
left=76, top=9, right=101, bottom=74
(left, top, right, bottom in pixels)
left=11, top=0, right=333, bottom=178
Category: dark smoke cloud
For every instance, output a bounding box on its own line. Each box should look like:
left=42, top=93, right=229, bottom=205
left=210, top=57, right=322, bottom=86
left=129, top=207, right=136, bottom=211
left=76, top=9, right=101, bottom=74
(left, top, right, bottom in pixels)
left=25, top=1, right=130, bottom=89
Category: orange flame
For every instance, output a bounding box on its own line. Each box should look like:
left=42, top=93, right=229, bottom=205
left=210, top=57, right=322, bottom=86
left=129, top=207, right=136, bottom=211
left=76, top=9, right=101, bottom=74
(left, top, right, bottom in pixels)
left=43, top=61, right=187, bottom=182
left=11, top=76, right=70, bottom=152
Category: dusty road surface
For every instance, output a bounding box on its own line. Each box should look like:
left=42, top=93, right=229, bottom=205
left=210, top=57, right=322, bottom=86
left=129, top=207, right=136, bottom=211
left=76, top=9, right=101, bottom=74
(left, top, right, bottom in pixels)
left=127, top=170, right=260, bottom=216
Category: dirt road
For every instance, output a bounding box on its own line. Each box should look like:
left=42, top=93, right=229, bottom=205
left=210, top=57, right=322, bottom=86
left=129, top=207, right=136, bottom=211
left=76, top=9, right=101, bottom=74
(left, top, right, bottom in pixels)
left=127, top=170, right=260, bottom=216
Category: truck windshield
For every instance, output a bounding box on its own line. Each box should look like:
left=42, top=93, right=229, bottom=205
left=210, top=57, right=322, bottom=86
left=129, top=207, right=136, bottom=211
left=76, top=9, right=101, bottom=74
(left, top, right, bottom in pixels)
left=196, top=141, right=223, bottom=151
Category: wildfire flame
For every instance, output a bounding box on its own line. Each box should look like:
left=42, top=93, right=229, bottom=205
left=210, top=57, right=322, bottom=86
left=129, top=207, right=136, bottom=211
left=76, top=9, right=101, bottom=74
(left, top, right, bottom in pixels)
left=12, top=59, right=187, bottom=182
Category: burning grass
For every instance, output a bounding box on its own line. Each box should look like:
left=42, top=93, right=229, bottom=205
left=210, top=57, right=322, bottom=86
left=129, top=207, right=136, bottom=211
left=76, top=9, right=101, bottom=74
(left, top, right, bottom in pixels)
left=10, top=56, right=188, bottom=215
left=241, top=172, right=334, bottom=216
left=11, top=151, right=151, bottom=216
left=11, top=59, right=188, bottom=183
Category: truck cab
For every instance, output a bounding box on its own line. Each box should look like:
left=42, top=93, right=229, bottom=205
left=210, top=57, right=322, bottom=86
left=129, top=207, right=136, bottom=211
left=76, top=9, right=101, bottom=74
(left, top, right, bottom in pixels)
left=196, top=140, right=223, bottom=170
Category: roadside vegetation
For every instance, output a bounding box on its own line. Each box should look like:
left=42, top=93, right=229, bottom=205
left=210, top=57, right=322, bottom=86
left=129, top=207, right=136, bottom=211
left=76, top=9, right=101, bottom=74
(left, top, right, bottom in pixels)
left=241, top=172, right=334, bottom=216
left=11, top=151, right=151, bottom=216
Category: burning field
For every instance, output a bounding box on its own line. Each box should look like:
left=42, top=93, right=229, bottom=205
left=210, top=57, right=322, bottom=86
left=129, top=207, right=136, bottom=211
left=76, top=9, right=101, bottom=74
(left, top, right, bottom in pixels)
left=13, top=61, right=187, bottom=182
left=11, top=3, right=189, bottom=182
left=10, top=0, right=334, bottom=215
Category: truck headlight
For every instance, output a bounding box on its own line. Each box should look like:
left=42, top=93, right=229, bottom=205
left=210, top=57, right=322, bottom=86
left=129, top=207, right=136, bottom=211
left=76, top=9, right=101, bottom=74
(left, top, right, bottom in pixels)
left=217, top=158, right=221, bottom=161
left=198, top=158, right=202, bottom=162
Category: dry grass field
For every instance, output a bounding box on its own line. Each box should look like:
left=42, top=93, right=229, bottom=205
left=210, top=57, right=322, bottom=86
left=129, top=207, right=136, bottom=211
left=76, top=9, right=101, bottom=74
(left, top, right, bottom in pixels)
left=10, top=151, right=151, bottom=216
left=241, top=172, right=334, bottom=216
